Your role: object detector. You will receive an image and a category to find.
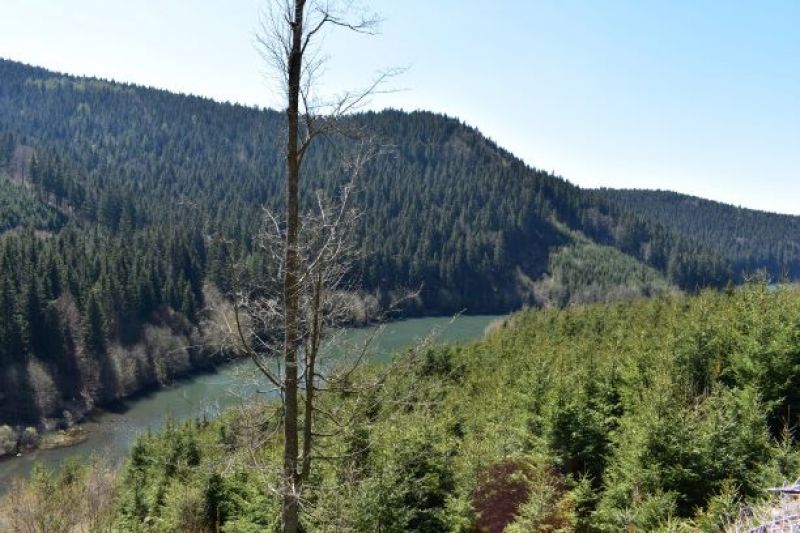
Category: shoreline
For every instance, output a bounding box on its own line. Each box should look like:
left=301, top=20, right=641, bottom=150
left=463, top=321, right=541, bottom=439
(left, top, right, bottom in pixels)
left=0, top=425, right=89, bottom=464
left=0, top=311, right=473, bottom=459
left=0, top=314, right=501, bottom=489
left=0, top=355, right=237, bottom=461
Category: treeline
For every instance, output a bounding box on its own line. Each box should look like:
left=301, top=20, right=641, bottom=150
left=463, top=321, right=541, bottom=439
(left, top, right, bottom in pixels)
left=0, top=222, right=214, bottom=428
left=599, top=188, right=800, bottom=281
left=0, top=58, right=752, bottom=430
left=532, top=241, right=673, bottom=307
left=524, top=177, right=733, bottom=291
left=5, top=283, right=799, bottom=530
left=0, top=59, right=732, bottom=310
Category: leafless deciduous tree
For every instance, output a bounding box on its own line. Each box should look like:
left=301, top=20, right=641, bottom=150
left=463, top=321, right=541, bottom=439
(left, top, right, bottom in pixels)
left=237, top=2, right=400, bottom=531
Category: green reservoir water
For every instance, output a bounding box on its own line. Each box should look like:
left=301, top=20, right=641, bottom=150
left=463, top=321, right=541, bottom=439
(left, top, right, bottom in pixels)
left=0, top=315, right=501, bottom=489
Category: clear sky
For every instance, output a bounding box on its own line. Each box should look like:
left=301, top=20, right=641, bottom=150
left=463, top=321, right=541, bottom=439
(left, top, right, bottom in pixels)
left=1, top=0, right=798, bottom=214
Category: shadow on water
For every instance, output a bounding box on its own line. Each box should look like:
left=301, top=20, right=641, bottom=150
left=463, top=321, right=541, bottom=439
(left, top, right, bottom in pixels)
left=98, top=400, right=133, bottom=416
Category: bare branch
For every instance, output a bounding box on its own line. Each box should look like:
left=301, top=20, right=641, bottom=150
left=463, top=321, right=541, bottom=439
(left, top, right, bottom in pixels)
left=243, top=2, right=408, bottom=530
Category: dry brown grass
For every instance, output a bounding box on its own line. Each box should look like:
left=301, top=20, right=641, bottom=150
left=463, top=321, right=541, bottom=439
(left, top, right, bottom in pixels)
left=0, top=461, right=117, bottom=533
left=729, top=498, right=800, bottom=532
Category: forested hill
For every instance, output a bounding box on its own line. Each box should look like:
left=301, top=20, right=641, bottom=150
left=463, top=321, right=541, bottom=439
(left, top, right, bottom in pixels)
left=0, top=57, right=733, bottom=431
left=0, top=58, right=728, bottom=308
left=599, top=188, right=800, bottom=281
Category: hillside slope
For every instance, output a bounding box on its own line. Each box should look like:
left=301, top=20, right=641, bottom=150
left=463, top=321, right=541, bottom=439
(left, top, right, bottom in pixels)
left=0, top=58, right=728, bottom=307
left=0, top=58, right=733, bottom=432
left=599, top=188, right=800, bottom=280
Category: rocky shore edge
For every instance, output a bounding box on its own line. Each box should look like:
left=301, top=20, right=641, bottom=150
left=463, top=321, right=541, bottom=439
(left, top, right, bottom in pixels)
left=0, top=405, right=91, bottom=458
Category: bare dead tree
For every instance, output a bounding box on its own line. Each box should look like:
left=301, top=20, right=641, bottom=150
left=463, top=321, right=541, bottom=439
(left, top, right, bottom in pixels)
left=235, top=2, right=402, bottom=531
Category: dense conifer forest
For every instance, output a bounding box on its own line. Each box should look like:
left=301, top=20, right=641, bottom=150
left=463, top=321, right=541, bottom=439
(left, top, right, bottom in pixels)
left=0, top=57, right=796, bottom=435
left=599, top=188, right=800, bottom=281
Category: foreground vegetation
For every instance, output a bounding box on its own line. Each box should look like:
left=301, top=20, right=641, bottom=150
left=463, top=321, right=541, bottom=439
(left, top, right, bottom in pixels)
left=3, top=283, right=800, bottom=531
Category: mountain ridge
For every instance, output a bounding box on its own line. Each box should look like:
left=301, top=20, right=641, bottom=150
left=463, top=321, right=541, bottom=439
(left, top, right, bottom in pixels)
left=0, top=57, right=787, bottom=434
left=598, top=187, right=800, bottom=280
left=600, top=187, right=800, bottom=217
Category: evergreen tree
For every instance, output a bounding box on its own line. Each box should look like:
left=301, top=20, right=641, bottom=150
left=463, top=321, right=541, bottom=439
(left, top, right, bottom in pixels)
left=83, top=291, right=105, bottom=357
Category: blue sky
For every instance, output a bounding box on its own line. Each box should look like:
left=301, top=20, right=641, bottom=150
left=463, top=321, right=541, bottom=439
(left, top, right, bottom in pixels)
left=1, top=0, right=798, bottom=214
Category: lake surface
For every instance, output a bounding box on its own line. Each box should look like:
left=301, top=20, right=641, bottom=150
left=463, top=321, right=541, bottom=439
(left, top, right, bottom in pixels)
left=0, top=315, right=501, bottom=490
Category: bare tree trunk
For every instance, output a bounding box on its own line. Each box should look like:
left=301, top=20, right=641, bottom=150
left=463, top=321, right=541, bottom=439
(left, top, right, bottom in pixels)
left=249, top=2, right=388, bottom=529
left=283, top=2, right=305, bottom=531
